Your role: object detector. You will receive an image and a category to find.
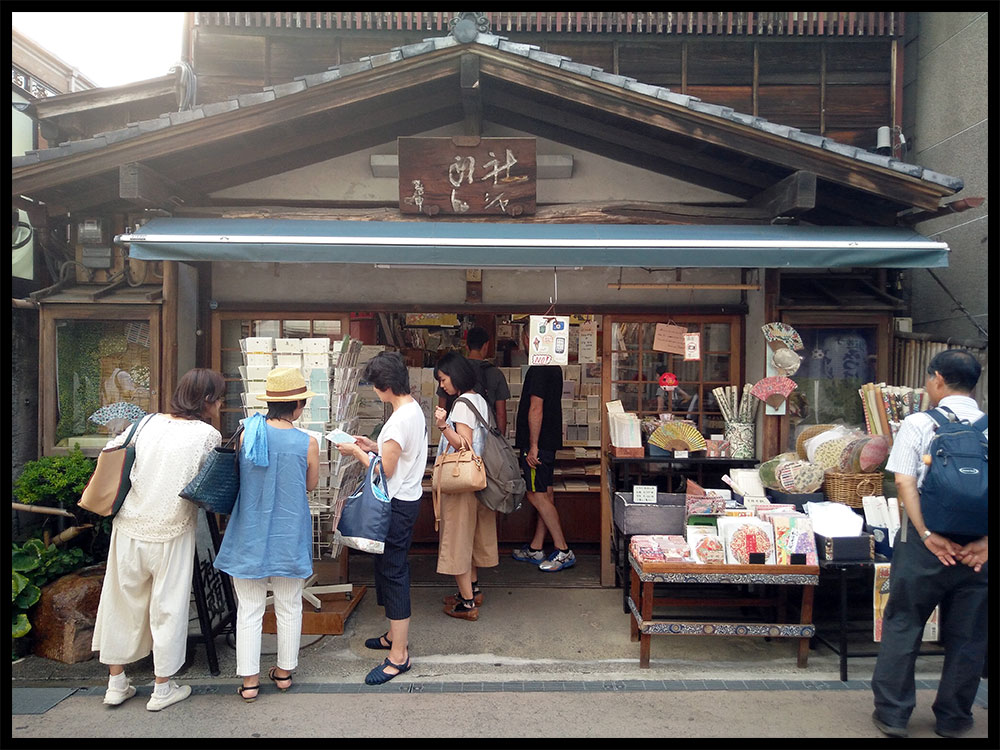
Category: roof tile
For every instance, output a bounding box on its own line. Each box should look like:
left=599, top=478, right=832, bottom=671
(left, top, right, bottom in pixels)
left=334, top=60, right=374, bottom=77
left=474, top=33, right=503, bottom=48
left=199, top=100, right=240, bottom=117
left=590, top=71, right=637, bottom=88
left=360, top=50, right=403, bottom=67
left=821, top=140, right=859, bottom=158
left=527, top=49, right=570, bottom=67
left=96, top=126, right=142, bottom=144
left=560, top=60, right=602, bottom=77
left=265, top=80, right=307, bottom=98
left=168, top=108, right=207, bottom=125
left=657, top=90, right=697, bottom=107
left=426, top=36, right=459, bottom=50
left=787, top=130, right=828, bottom=148
left=919, top=169, right=964, bottom=191
left=688, top=101, right=735, bottom=118
left=399, top=41, right=435, bottom=58
left=11, top=152, right=39, bottom=167
left=498, top=40, right=539, bottom=56
left=889, top=159, right=924, bottom=178
left=623, top=81, right=666, bottom=98
left=136, top=117, right=172, bottom=133
left=853, top=150, right=894, bottom=168
left=295, top=69, right=342, bottom=87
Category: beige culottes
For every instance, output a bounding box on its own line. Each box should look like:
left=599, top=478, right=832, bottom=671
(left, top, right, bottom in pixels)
left=436, top=489, right=499, bottom=575
left=92, top=526, right=195, bottom=677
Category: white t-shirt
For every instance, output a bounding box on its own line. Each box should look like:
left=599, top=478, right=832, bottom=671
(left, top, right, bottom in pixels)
left=377, top=399, right=428, bottom=501
left=439, top=392, right=489, bottom=456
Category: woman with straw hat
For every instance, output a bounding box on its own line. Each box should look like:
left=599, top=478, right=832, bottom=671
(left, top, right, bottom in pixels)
left=214, top=366, right=320, bottom=702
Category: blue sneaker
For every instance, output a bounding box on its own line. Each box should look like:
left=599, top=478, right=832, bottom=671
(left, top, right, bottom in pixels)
left=539, top=549, right=576, bottom=572
left=512, top=545, right=546, bottom=565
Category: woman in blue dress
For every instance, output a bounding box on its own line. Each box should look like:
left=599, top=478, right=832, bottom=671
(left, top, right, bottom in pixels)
left=214, top=367, right=319, bottom=702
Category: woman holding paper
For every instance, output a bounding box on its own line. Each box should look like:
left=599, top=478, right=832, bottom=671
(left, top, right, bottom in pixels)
left=334, top=352, right=428, bottom=685
left=214, top=367, right=319, bottom=702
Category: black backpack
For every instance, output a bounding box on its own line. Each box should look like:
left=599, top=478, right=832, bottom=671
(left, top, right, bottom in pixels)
left=920, top=406, right=988, bottom=537
left=455, top=396, right=525, bottom=514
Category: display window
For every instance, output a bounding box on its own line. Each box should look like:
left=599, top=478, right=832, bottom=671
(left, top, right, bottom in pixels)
left=40, top=305, right=161, bottom=456
left=605, top=315, right=743, bottom=436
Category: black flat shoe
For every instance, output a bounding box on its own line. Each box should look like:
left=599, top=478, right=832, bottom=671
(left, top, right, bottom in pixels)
left=364, top=632, right=392, bottom=650
left=364, top=657, right=411, bottom=685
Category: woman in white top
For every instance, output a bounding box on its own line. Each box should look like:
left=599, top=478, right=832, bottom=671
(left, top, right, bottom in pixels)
left=92, top=368, right=224, bottom=711
left=433, top=351, right=498, bottom=622
left=334, top=352, right=427, bottom=685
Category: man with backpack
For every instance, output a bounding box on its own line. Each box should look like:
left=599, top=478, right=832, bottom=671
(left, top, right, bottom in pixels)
left=871, top=350, right=988, bottom=739
left=437, top=326, right=511, bottom=436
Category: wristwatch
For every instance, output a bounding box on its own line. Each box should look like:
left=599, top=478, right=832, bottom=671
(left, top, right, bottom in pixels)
left=921, top=529, right=933, bottom=540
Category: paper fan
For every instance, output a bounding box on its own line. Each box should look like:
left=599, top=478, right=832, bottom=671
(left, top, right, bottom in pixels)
left=648, top=421, right=707, bottom=452
left=761, top=322, right=804, bottom=351
left=770, top=346, right=802, bottom=377
left=89, top=401, right=147, bottom=425
left=750, top=376, right=798, bottom=409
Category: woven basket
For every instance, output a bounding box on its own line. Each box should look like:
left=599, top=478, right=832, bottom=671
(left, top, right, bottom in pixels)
left=795, top=424, right=835, bottom=459
left=822, top=471, right=884, bottom=509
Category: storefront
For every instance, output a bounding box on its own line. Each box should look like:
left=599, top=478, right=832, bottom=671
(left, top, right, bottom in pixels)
left=15, top=33, right=962, bottom=589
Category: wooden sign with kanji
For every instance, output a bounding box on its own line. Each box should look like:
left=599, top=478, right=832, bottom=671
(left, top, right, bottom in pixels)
left=398, top=137, right=536, bottom=217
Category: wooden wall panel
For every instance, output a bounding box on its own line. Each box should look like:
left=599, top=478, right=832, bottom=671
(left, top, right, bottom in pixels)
left=268, top=36, right=343, bottom=82
left=543, top=40, right=615, bottom=72
left=757, top=42, right=821, bottom=84
left=686, top=41, right=754, bottom=85
left=824, top=129, right=876, bottom=149
left=758, top=85, right=821, bottom=129
left=618, top=41, right=683, bottom=85
left=825, top=40, right=892, bottom=83
left=193, top=34, right=266, bottom=79
left=686, top=85, right=753, bottom=114
left=824, top=84, right=890, bottom=126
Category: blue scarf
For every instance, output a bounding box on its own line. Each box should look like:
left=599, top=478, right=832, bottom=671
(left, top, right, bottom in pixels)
left=241, top=412, right=269, bottom=467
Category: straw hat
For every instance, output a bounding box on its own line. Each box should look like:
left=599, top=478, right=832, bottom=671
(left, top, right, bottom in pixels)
left=255, top=366, right=316, bottom=402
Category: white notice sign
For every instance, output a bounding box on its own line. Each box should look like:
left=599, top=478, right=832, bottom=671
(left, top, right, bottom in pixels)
left=578, top=322, right=598, bottom=364
left=632, top=485, right=658, bottom=504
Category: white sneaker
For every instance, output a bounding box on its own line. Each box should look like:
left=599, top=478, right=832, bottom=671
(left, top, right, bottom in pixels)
left=145, top=681, right=191, bottom=711
left=103, top=682, right=136, bottom=706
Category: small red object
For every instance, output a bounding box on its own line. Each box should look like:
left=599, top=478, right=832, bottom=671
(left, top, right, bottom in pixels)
left=658, top=372, right=678, bottom=388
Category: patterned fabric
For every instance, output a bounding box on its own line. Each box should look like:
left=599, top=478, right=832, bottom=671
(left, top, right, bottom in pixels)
left=107, top=414, right=220, bottom=542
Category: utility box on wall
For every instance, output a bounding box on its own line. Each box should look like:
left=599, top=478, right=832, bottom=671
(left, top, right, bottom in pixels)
left=74, top=215, right=151, bottom=284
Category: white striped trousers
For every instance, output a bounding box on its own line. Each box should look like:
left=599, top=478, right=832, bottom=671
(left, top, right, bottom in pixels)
left=230, top=576, right=304, bottom=677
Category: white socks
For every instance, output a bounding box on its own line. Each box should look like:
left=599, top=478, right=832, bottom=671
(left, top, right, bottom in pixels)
left=153, top=681, right=172, bottom=696
left=109, top=672, right=128, bottom=689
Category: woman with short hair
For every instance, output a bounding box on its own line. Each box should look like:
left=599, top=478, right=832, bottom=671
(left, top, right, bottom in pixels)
left=334, top=351, right=428, bottom=685
left=92, top=368, right=225, bottom=711
left=433, top=351, right=498, bottom=621
left=214, top=367, right=320, bottom=702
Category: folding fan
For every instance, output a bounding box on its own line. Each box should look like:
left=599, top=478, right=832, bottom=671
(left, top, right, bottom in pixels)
left=761, top=322, right=804, bottom=351
left=649, top=421, right=707, bottom=452
left=770, top=346, right=802, bottom=377
left=750, top=376, right=798, bottom=409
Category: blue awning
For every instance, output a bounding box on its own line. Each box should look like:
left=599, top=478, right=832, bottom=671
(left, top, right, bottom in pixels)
left=120, top=218, right=949, bottom=268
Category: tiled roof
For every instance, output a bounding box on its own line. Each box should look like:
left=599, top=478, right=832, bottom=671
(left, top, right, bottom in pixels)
left=11, top=32, right=963, bottom=193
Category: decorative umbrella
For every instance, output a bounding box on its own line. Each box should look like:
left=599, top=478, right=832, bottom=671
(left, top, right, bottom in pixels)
left=750, top=376, right=798, bottom=409
left=761, top=322, right=804, bottom=351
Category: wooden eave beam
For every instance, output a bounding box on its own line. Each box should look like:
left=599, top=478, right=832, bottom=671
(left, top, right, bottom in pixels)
left=473, top=49, right=953, bottom=212
left=746, top=171, right=817, bottom=217
left=30, top=75, right=177, bottom=120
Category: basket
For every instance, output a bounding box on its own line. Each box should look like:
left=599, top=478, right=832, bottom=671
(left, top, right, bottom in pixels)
left=795, top=424, right=835, bottom=460
left=822, top=471, right=884, bottom=509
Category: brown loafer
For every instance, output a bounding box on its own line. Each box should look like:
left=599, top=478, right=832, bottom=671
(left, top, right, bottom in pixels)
left=443, top=591, right=483, bottom=606
left=444, top=602, right=479, bottom=621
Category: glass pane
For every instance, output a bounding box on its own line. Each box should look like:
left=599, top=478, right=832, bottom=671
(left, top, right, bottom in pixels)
left=704, top=354, right=731, bottom=382
left=55, top=319, right=153, bottom=448
left=703, top=323, right=731, bottom=351
left=283, top=320, right=311, bottom=337
left=610, top=350, right=639, bottom=382
left=789, top=326, right=877, bottom=442
left=610, top=382, right=639, bottom=412
left=643, top=382, right=697, bottom=415
left=612, top=322, right=640, bottom=351
left=313, top=320, right=342, bottom=339
left=253, top=320, right=281, bottom=338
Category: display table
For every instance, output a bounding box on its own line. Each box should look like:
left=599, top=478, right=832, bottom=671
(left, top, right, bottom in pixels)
left=627, top=552, right=819, bottom=669
left=813, top=557, right=944, bottom=681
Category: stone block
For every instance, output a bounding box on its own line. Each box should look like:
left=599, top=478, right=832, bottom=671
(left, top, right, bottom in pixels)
left=32, top=564, right=106, bottom=664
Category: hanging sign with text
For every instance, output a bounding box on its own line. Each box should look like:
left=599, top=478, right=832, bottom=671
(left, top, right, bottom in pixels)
left=528, top=315, right=569, bottom=366
left=398, top=137, right=536, bottom=217
left=652, top=323, right=687, bottom=354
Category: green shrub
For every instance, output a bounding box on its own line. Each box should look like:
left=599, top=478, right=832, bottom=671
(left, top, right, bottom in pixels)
left=13, top=447, right=95, bottom=509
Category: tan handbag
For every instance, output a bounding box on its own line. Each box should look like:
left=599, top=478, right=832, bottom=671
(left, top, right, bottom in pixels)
left=78, top=415, right=152, bottom=517
left=431, top=436, right=487, bottom=531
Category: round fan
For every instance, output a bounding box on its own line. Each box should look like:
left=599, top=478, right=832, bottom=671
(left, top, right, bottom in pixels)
left=648, top=421, right=707, bottom=452
left=758, top=452, right=799, bottom=490
left=776, top=460, right=825, bottom=494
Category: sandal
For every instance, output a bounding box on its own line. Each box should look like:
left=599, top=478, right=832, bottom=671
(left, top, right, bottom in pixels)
left=364, top=656, right=411, bottom=685
left=237, top=683, right=260, bottom=702
left=267, top=667, right=293, bottom=691
left=364, top=632, right=392, bottom=650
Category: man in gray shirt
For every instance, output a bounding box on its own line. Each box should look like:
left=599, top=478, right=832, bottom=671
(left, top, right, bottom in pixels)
left=437, top=326, right=511, bottom=435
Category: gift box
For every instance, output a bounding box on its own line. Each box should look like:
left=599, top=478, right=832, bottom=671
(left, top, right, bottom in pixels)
left=815, top=532, right=874, bottom=561
left=866, top=524, right=893, bottom=560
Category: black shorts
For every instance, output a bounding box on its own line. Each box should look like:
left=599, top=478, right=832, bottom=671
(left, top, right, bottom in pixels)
left=519, top=449, right=556, bottom=493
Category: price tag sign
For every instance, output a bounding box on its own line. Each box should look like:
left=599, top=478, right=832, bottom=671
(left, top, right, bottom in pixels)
left=632, top=485, right=658, bottom=504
